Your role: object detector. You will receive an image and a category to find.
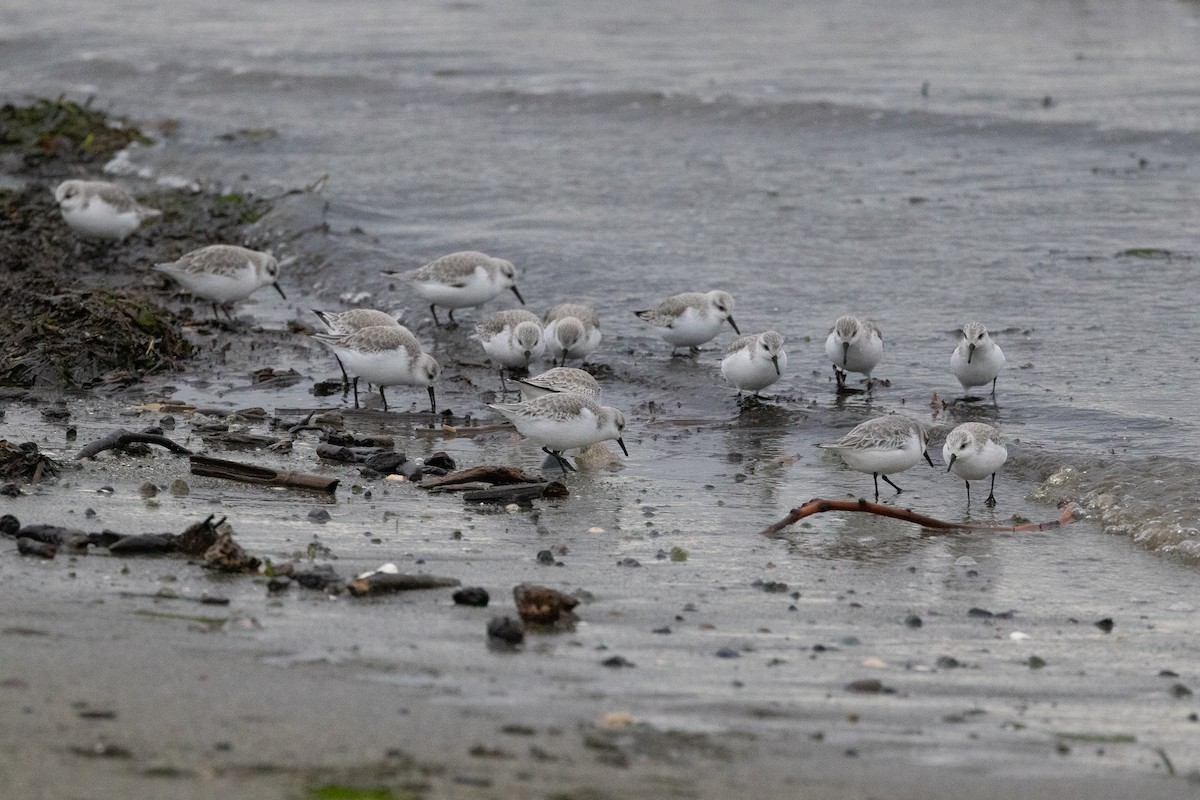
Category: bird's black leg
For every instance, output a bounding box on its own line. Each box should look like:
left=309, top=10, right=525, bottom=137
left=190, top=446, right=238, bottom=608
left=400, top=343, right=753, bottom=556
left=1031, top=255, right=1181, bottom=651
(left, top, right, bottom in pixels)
left=872, top=472, right=880, bottom=499
left=880, top=474, right=903, bottom=494
left=985, top=474, right=997, bottom=507
left=352, top=377, right=360, bottom=409
left=379, top=386, right=389, bottom=412
left=447, top=308, right=457, bottom=327
left=542, top=446, right=576, bottom=473
left=834, top=366, right=846, bottom=390
left=429, top=304, right=442, bottom=327
left=335, top=356, right=350, bottom=389
left=965, top=480, right=972, bottom=506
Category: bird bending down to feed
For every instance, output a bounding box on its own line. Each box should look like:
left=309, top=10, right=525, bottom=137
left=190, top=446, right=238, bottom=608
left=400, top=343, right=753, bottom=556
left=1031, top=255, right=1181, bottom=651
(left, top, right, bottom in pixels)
left=155, top=245, right=287, bottom=321
left=313, top=324, right=439, bottom=413
left=721, top=331, right=786, bottom=396
left=488, top=393, right=628, bottom=473
left=824, top=315, right=883, bottom=391
left=382, top=251, right=523, bottom=326
left=818, top=415, right=933, bottom=499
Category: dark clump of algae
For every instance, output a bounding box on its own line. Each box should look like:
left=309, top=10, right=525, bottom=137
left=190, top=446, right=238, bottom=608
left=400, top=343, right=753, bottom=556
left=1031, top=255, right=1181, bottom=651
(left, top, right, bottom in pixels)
left=0, top=98, right=273, bottom=390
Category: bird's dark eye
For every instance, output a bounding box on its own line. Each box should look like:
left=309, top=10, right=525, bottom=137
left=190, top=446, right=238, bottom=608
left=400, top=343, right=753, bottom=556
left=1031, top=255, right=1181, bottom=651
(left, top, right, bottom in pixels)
left=959, top=442, right=968, bottom=449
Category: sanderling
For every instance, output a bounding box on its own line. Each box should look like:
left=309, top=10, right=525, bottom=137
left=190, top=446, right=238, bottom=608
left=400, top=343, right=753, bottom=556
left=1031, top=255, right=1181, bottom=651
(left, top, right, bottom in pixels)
left=155, top=245, right=287, bottom=320
left=53, top=179, right=161, bottom=241
left=313, top=308, right=406, bottom=387
left=721, top=331, right=787, bottom=395
left=951, top=322, right=1005, bottom=398
left=514, top=366, right=601, bottom=402
left=313, top=324, right=439, bottom=412
left=543, top=303, right=601, bottom=365
left=488, top=392, right=628, bottom=473
left=942, top=422, right=1008, bottom=507
left=475, top=309, right=546, bottom=389
left=824, top=315, right=883, bottom=390
left=818, top=415, right=933, bottom=499
left=634, top=290, right=740, bottom=353
left=382, top=251, right=523, bottom=326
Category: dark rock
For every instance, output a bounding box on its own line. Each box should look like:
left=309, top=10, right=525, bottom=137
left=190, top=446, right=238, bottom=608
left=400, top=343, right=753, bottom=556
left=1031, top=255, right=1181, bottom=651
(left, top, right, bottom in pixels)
left=536, top=549, right=556, bottom=565
left=715, top=648, right=741, bottom=659
left=1171, top=684, right=1193, bottom=698
left=904, top=614, right=923, bottom=628
left=487, top=616, right=525, bottom=647
left=513, top=583, right=579, bottom=626
left=845, top=679, right=893, bottom=694
left=452, top=587, right=490, bottom=607
left=601, top=655, right=635, bottom=668
left=425, top=451, right=456, bottom=471
left=363, top=452, right=406, bottom=474
left=0, top=484, right=21, bottom=497
left=293, top=565, right=340, bottom=590
left=617, top=557, right=641, bottom=568
left=307, top=508, right=332, bottom=524
left=967, top=607, right=993, bottom=618
left=0, top=514, right=21, bottom=537
left=936, top=656, right=962, bottom=669
left=267, top=577, right=292, bottom=592
left=1028, top=655, right=1047, bottom=669
left=1095, top=617, right=1114, bottom=633
left=138, top=482, right=158, bottom=499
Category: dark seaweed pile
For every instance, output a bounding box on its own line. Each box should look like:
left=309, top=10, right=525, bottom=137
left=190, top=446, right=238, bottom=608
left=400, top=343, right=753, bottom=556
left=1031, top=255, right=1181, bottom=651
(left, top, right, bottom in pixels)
left=0, top=98, right=272, bottom=389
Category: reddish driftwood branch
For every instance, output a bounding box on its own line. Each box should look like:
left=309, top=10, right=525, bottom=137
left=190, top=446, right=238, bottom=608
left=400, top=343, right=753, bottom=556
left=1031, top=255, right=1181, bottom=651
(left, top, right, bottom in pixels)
left=759, top=497, right=1079, bottom=538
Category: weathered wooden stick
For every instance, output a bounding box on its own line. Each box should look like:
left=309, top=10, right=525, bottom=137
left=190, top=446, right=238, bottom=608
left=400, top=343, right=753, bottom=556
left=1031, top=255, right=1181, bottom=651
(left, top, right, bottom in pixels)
left=189, top=455, right=339, bottom=492
left=76, top=429, right=193, bottom=460
left=759, top=497, right=1079, bottom=538
left=420, top=465, right=546, bottom=490
left=462, top=482, right=567, bottom=503
left=346, top=573, right=461, bottom=597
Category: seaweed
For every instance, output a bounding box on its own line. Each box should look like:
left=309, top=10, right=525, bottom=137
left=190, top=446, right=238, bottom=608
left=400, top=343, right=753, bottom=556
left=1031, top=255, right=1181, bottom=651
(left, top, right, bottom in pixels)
left=0, top=96, right=152, bottom=175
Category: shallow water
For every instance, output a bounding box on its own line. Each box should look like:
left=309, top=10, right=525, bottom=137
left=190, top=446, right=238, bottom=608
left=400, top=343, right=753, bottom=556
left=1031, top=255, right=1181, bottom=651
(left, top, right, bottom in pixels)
left=4, top=3, right=1199, bottom=570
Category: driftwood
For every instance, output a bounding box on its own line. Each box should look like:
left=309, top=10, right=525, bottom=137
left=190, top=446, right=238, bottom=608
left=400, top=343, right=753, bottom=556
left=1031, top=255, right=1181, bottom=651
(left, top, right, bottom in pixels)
left=76, top=429, right=193, bottom=460
left=420, top=465, right=546, bottom=491
left=189, top=455, right=339, bottom=492
left=759, top=497, right=1080, bottom=538
left=463, top=482, right=569, bottom=503
left=346, top=572, right=461, bottom=597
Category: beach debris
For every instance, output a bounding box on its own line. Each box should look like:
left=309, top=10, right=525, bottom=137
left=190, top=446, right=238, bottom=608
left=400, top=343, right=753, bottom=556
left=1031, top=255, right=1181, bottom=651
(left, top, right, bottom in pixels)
left=0, top=440, right=60, bottom=482
left=204, top=531, right=261, bottom=573
left=420, top=464, right=568, bottom=503
left=346, top=565, right=460, bottom=597
left=513, top=583, right=579, bottom=627
left=1095, top=617, right=1114, bottom=633
left=759, top=497, right=1081, bottom=537
left=16, top=537, right=57, bottom=559
left=108, top=533, right=177, bottom=555
left=75, top=428, right=192, bottom=460
left=189, top=454, right=338, bottom=492
left=175, top=514, right=224, bottom=555
left=486, top=616, right=525, bottom=649
left=453, top=587, right=490, bottom=607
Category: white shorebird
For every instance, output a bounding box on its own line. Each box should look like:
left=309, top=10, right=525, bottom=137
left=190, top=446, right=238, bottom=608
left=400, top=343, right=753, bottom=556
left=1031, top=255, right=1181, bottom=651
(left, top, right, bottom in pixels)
left=943, top=422, right=1008, bottom=507
left=489, top=393, right=628, bottom=473
left=634, top=290, right=740, bottom=353
left=54, top=179, right=161, bottom=241
left=818, top=416, right=933, bottom=499
left=824, top=315, right=883, bottom=391
left=313, top=324, right=439, bottom=412
left=951, top=322, right=1005, bottom=398
left=721, top=331, right=787, bottom=395
left=382, top=251, right=523, bottom=326
left=514, top=367, right=601, bottom=402
left=313, top=308, right=406, bottom=388
left=543, top=303, right=601, bottom=365
left=475, top=309, right=546, bottom=389
left=155, top=245, right=287, bottom=320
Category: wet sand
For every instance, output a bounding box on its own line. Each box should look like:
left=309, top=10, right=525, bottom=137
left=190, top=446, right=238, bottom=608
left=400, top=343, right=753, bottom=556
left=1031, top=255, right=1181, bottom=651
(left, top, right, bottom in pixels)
left=2, top=314, right=1199, bottom=800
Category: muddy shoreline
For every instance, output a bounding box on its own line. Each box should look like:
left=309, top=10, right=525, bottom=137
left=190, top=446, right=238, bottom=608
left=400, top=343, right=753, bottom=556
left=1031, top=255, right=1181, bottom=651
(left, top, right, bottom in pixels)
left=3, top=102, right=1200, bottom=799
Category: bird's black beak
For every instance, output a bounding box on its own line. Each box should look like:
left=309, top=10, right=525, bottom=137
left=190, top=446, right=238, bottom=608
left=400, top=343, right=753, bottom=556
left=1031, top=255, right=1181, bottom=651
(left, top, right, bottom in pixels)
left=617, top=437, right=629, bottom=457
left=842, top=340, right=849, bottom=367
left=772, top=356, right=780, bottom=376
left=967, top=342, right=976, bottom=364
left=273, top=283, right=288, bottom=300
left=511, top=286, right=525, bottom=304
left=427, top=386, right=437, bottom=414
left=924, top=450, right=935, bottom=468
left=945, top=453, right=956, bottom=472
left=727, top=316, right=740, bottom=335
